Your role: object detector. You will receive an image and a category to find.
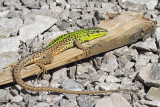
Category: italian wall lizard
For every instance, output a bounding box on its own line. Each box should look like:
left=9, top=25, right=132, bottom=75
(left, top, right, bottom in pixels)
left=13, top=27, right=133, bottom=94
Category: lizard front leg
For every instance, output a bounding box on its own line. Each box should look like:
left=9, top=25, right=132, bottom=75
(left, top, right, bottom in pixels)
left=37, top=53, right=53, bottom=77
left=74, top=39, right=90, bottom=55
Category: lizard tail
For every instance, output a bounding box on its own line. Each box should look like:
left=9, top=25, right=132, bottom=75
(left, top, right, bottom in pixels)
left=13, top=55, right=133, bottom=94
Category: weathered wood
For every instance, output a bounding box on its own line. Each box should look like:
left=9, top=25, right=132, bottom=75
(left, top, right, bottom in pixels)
left=0, top=12, right=156, bottom=86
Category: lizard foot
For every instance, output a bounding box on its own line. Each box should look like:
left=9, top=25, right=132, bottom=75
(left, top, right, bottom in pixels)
left=36, top=62, right=47, bottom=79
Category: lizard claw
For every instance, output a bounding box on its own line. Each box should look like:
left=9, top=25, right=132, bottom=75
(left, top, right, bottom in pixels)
left=83, top=47, right=91, bottom=56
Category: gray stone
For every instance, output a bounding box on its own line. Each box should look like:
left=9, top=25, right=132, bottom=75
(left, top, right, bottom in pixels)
left=39, top=80, right=50, bottom=87
left=145, top=52, right=159, bottom=64
left=82, top=12, right=95, bottom=20
left=35, top=93, right=48, bottom=102
left=87, top=19, right=94, bottom=27
left=6, top=91, right=14, bottom=101
left=40, top=3, right=49, bottom=10
left=114, top=69, right=124, bottom=77
left=19, top=15, right=57, bottom=42
left=76, top=64, right=86, bottom=75
left=94, top=8, right=107, bottom=19
left=82, top=62, right=96, bottom=73
left=76, top=73, right=90, bottom=80
left=69, top=26, right=80, bottom=31
left=43, top=73, right=51, bottom=81
left=0, top=89, right=8, bottom=102
left=0, top=10, right=9, bottom=18
left=138, top=64, right=160, bottom=87
left=69, top=65, right=76, bottom=79
left=156, top=17, right=160, bottom=27
left=50, top=6, right=63, bottom=15
left=98, top=74, right=108, bottom=83
left=87, top=1, right=95, bottom=7
left=105, top=76, right=121, bottom=83
left=5, top=10, right=19, bottom=18
left=117, top=55, right=130, bottom=68
left=102, top=3, right=121, bottom=13
left=155, top=27, right=160, bottom=47
left=146, top=0, right=158, bottom=10
left=129, top=71, right=138, bottom=80
left=49, top=94, right=63, bottom=104
left=132, top=37, right=157, bottom=52
left=60, top=99, right=77, bottom=107
left=61, top=79, right=84, bottom=91
left=93, top=17, right=98, bottom=26
left=22, top=94, right=32, bottom=102
left=3, top=0, right=21, bottom=8
left=9, top=103, right=21, bottom=107
left=5, top=103, right=13, bottom=107
left=10, top=89, right=18, bottom=97
left=77, top=19, right=90, bottom=27
left=33, top=102, right=50, bottom=107
left=71, top=8, right=82, bottom=12
left=140, top=100, right=160, bottom=107
left=20, top=0, right=40, bottom=9
left=69, top=11, right=81, bottom=20
left=56, top=0, right=67, bottom=6
left=124, top=62, right=134, bottom=70
left=0, top=36, right=21, bottom=70
left=50, top=68, right=68, bottom=88
left=138, top=64, right=152, bottom=83
left=0, top=51, right=19, bottom=71
left=118, top=0, right=147, bottom=12
left=95, top=93, right=131, bottom=107
left=28, top=98, right=37, bottom=107
left=77, top=95, right=96, bottom=107
left=18, top=40, right=30, bottom=58
left=12, top=95, right=23, bottom=103
left=95, top=56, right=103, bottom=67
left=155, top=27, right=160, bottom=40
left=124, top=48, right=138, bottom=61
left=59, top=9, right=70, bottom=20
left=121, top=78, right=132, bottom=85
left=89, top=72, right=99, bottom=83
left=75, top=1, right=86, bottom=9
left=98, top=82, right=121, bottom=91
left=102, top=0, right=109, bottom=2
left=49, top=25, right=60, bottom=32
left=45, top=0, right=52, bottom=4
left=145, top=10, right=159, bottom=20
left=14, top=85, right=22, bottom=91
left=146, top=87, right=160, bottom=101
left=0, top=37, right=20, bottom=53
left=28, top=36, right=43, bottom=52
left=113, top=46, right=128, bottom=57
left=101, top=52, right=118, bottom=72
left=0, top=18, right=23, bottom=38
left=58, top=21, right=70, bottom=31
left=135, top=54, right=150, bottom=70
left=44, top=95, right=52, bottom=103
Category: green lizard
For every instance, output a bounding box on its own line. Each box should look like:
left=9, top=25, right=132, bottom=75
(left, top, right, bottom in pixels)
left=13, top=27, right=132, bottom=94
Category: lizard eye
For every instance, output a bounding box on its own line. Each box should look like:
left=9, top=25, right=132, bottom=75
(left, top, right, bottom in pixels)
left=96, top=30, right=100, bottom=33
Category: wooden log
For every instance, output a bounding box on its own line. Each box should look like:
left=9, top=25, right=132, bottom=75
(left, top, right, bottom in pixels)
left=0, top=12, right=156, bottom=86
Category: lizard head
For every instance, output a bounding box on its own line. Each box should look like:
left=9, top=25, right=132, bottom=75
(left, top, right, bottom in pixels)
left=87, top=27, right=108, bottom=41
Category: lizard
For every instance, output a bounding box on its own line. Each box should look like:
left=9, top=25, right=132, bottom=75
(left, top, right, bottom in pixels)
left=12, top=27, right=134, bottom=94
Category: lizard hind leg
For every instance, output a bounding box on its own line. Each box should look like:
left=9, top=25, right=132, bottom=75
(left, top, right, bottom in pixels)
left=36, top=53, right=53, bottom=78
